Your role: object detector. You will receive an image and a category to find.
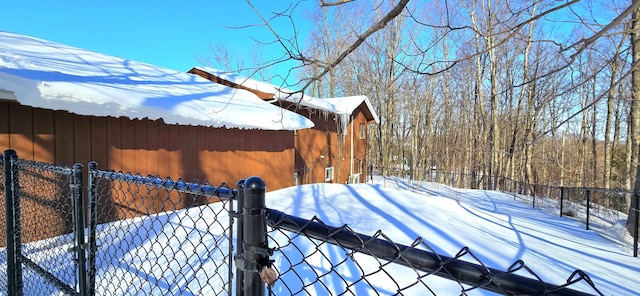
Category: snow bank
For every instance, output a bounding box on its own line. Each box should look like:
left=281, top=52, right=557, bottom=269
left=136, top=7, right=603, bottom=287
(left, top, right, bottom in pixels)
left=0, top=31, right=314, bottom=130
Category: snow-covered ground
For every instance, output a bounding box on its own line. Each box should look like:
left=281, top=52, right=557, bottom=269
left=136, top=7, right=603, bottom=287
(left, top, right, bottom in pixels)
left=6, top=176, right=639, bottom=295
left=266, top=176, right=638, bottom=295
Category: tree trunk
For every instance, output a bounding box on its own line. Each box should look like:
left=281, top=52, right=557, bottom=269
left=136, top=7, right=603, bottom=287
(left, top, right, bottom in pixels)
left=627, top=0, right=640, bottom=235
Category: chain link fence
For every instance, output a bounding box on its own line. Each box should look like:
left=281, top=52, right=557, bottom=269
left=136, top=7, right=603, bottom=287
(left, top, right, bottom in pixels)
left=0, top=154, right=7, bottom=292
left=3, top=152, right=79, bottom=295
left=1, top=149, right=618, bottom=295
left=422, top=171, right=636, bottom=236
left=265, top=209, right=603, bottom=296
left=2, top=150, right=237, bottom=296
left=88, top=164, right=236, bottom=295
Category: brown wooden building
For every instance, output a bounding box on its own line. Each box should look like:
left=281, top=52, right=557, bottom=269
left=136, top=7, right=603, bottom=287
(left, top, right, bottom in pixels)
left=188, top=67, right=379, bottom=185
left=0, top=100, right=298, bottom=243
left=0, top=32, right=312, bottom=191
left=0, top=100, right=298, bottom=190
left=0, top=32, right=314, bottom=244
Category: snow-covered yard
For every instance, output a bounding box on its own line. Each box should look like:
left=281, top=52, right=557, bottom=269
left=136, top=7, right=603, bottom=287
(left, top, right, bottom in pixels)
left=5, top=176, right=639, bottom=295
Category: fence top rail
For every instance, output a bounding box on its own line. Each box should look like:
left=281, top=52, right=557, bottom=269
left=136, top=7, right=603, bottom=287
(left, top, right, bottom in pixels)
left=90, top=168, right=237, bottom=199
left=504, top=185, right=633, bottom=195
left=490, top=176, right=633, bottom=195
left=574, top=188, right=633, bottom=194
left=14, top=158, right=74, bottom=175
left=266, top=208, right=603, bottom=296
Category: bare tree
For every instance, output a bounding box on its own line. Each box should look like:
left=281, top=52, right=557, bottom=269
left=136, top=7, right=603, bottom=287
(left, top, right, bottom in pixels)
left=224, top=0, right=640, bottom=232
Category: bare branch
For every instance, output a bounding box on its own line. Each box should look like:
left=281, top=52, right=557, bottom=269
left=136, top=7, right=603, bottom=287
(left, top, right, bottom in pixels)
left=565, top=0, right=640, bottom=58
left=401, top=0, right=583, bottom=76
left=298, top=0, right=410, bottom=96
left=320, top=0, right=355, bottom=7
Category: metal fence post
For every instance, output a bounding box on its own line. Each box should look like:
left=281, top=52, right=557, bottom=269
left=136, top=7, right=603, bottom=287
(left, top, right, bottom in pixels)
left=242, top=176, right=269, bottom=295
left=560, top=187, right=565, bottom=217
left=532, top=194, right=536, bottom=208
left=585, top=189, right=590, bottom=231
left=633, top=191, right=639, bottom=258
left=87, top=162, right=98, bottom=296
left=234, top=179, right=245, bottom=296
left=72, top=164, right=88, bottom=296
left=4, top=149, right=21, bottom=296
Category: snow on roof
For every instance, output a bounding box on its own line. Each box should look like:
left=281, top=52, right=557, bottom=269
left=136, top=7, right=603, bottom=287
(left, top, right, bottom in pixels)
left=196, top=67, right=380, bottom=124
left=0, top=32, right=314, bottom=131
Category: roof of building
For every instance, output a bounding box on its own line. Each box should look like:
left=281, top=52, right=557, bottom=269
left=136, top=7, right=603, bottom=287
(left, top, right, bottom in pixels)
left=190, top=67, right=380, bottom=124
left=0, top=31, right=314, bottom=131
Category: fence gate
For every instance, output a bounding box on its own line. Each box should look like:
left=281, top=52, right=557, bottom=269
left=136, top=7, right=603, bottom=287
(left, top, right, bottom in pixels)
left=3, top=149, right=89, bottom=295
left=2, top=148, right=238, bottom=296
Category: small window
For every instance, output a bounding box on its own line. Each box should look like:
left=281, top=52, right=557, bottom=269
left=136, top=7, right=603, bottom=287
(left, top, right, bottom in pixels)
left=359, top=123, right=366, bottom=139
left=358, top=160, right=364, bottom=174
left=350, top=174, right=361, bottom=184
left=325, top=167, right=334, bottom=182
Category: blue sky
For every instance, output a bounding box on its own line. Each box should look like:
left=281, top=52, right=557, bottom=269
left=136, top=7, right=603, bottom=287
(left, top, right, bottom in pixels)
left=1, top=1, right=312, bottom=72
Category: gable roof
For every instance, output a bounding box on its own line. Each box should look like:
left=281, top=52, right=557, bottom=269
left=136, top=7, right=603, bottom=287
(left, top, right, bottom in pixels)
left=189, top=67, right=380, bottom=124
left=0, top=32, right=314, bottom=131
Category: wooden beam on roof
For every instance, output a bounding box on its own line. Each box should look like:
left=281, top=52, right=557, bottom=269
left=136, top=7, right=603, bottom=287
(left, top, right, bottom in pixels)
left=187, top=68, right=276, bottom=100
left=0, top=89, right=17, bottom=101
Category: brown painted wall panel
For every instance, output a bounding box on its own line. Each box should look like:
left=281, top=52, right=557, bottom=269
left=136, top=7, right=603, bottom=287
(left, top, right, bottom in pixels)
left=32, top=108, right=55, bottom=163
left=168, top=124, right=182, bottom=179
left=157, top=120, right=170, bottom=178
left=134, top=119, right=148, bottom=175
left=195, top=126, right=207, bottom=180
left=74, top=115, right=92, bottom=166
left=106, top=117, right=122, bottom=171
left=179, top=125, right=191, bottom=180
left=147, top=119, right=159, bottom=177
left=121, top=117, right=135, bottom=174
left=9, top=103, right=34, bottom=160
left=0, top=101, right=9, bottom=150
left=187, top=126, right=201, bottom=181
left=0, top=101, right=6, bottom=247
left=91, top=117, right=108, bottom=168
left=54, top=111, right=74, bottom=167
left=203, top=126, right=217, bottom=183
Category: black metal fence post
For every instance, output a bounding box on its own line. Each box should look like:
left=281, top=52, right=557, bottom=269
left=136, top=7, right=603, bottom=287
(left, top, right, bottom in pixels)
left=87, top=162, right=98, bottom=296
left=4, top=149, right=21, bottom=296
left=585, top=190, right=590, bottom=231
left=560, top=187, right=565, bottom=217
left=634, top=191, right=639, bottom=258
left=72, top=164, right=88, bottom=295
left=242, top=176, right=269, bottom=295
left=235, top=179, right=245, bottom=296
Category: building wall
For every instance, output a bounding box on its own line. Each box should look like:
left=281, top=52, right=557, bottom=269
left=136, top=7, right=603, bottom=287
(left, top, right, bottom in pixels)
left=0, top=101, right=295, bottom=243
left=0, top=101, right=294, bottom=189
left=294, top=105, right=370, bottom=185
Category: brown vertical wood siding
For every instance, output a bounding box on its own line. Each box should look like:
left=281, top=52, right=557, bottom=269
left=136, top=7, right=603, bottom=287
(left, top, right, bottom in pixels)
left=293, top=103, right=371, bottom=185
left=1, top=101, right=294, bottom=187
left=184, top=69, right=377, bottom=185
left=0, top=101, right=295, bottom=244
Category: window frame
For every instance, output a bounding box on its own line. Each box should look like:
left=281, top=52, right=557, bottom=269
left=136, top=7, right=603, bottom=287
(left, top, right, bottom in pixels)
left=325, top=167, right=334, bottom=182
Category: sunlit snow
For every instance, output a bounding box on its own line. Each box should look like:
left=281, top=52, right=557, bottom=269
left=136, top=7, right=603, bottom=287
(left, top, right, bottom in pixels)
left=0, top=32, right=314, bottom=131
left=9, top=176, right=639, bottom=295
left=194, top=67, right=380, bottom=123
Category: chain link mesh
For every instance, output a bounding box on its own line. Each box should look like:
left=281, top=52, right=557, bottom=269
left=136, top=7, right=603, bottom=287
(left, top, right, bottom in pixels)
left=90, top=170, right=234, bottom=295
left=0, top=156, right=6, bottom=292
left=266, top=210, right=604, bottom=296
left=0, top=157, right=633, bottom=295
left=10, top=159, right=76, bottom=295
